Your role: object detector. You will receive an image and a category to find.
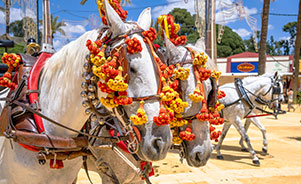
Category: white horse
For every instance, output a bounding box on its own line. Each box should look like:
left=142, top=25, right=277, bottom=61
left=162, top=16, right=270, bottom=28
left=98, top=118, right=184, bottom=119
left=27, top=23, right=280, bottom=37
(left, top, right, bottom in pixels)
left=164, top=38, right=216, bottom=167
left=215, top=73, right=284, bottom=165
left=0, top=2, right=172, bottom=183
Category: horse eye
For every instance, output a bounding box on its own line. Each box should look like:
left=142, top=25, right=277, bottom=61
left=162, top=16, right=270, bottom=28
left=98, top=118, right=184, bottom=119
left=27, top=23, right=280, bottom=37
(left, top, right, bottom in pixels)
left=130, top=67, right=137, bottom=73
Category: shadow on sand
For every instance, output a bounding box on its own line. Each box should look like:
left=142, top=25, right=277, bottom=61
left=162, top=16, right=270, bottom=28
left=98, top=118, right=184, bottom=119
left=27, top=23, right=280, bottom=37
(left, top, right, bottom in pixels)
left=211, top=144, right=268, bottom=166
left=287, top=136, right=301, bottom=141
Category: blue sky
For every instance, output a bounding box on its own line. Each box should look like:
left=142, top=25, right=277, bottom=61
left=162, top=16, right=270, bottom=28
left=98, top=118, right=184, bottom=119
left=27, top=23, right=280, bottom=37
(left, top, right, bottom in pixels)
left=0, top=0, right=299, bottom=50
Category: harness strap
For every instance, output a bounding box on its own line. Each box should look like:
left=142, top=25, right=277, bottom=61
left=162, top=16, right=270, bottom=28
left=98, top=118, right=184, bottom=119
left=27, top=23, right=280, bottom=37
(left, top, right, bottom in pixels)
left=144, top=37, right=163, bottom=95
left=83, top=156, right=94, bottom=184
left=0, top=99, right=128, bottom=142
left=234, top=78, right=254, bottom=110
left=223, top=98, right=241, bottom=108
left=7, top=130, right=88, bottom=149
left=131, top=95, right=160, bottom=101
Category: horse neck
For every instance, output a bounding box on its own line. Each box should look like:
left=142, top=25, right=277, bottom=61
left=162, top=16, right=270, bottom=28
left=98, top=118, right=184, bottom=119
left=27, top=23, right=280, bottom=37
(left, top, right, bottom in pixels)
left=244, top=77, right=272, bottom=100
left=39, top=30, right=99, bottom=137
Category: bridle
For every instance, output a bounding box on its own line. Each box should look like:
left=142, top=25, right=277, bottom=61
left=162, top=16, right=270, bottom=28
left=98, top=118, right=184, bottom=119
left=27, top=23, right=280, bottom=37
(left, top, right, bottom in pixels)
left=81, top=24, right=165, bottom=183
left=242, top=76, right=282, bottom=107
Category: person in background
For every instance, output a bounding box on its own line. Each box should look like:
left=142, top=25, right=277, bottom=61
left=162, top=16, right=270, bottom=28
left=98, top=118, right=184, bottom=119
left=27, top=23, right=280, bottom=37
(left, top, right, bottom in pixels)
left=287, top=89, right=295, bottom=112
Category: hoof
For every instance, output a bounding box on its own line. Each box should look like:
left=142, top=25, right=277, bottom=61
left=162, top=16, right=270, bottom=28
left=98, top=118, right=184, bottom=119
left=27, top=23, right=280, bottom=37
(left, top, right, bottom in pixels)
left=252, top=160, right=260, bottom=166
left=241, top=148, right=248, bottom=152
left=217, top=155, right=224, bottom=160
left=262, top=148, right=268, bottom=153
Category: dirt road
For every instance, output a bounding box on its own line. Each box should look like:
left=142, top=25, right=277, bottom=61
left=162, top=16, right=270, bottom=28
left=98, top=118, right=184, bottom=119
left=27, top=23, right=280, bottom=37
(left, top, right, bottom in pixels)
left=77, top=105, right=301, bottom=184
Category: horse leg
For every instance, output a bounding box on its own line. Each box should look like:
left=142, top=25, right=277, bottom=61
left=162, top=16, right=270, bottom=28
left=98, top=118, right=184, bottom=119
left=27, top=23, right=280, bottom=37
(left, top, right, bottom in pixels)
left=239, top=118, right=251, bottom=152
left=232, top=118, right=260, bottom=166
left=248, top=117, right=268, bottom=153
left=215, top=122, right=231, bottom=160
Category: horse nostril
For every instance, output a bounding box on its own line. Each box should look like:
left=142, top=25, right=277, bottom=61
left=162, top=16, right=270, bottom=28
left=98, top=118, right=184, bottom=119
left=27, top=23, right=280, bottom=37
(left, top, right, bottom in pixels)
left=193, top=152, right=208, bottom=166
left=151, top=138, right=163, bottom=152
left=195, top=152, right=202, bottom=163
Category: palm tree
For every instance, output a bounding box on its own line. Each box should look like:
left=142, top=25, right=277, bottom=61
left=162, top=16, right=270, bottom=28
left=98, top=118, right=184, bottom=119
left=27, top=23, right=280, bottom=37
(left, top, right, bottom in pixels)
left=50, top=15, right=66, bottom=39
left=39, top=14, right=66, bottom=42
left=293, top=0, right=301, bottom=102
left=258, top=0, right=271, bottom=75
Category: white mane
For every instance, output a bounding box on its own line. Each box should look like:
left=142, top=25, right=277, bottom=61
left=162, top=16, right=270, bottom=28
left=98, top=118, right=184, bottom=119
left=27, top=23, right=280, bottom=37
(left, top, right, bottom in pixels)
left=40, top=29, right=99, bottom=93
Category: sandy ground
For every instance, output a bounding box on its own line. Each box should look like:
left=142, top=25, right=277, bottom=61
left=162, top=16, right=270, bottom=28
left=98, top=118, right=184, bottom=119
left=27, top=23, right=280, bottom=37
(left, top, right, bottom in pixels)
left=77, top=104, right=301, bottom=184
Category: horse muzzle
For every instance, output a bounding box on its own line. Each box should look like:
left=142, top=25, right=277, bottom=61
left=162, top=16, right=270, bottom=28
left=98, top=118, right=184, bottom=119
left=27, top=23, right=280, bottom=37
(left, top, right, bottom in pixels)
left=138, top=134, right=171, bottom=161
left=185, top=143, right=212, bottom=167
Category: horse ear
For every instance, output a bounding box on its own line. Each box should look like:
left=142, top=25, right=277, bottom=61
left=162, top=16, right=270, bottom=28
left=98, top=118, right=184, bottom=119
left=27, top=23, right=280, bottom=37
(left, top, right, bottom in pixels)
left=195, top=37, right=206, bottom=51
left=163, top=32, right=180, bottom=58
left=104, top=0, right=127, bottom=35
left=137, top=8, right=152, bottom=30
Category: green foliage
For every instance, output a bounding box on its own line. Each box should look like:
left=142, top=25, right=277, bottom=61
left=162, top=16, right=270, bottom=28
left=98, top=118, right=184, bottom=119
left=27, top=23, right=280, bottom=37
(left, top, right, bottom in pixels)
left=51, top=15, right=66, bottom=38
left=9, top=17, right=42, bottom=44
left=266, top=36, right=283, bottom=56
left=281, top=21, right=297, bottom=55
left=283, top=21, right=297, bottom=42
left=216, top=25, right=245, bottom=57
left=9, top=20, right=25, bottom=37
left=39, top=14, right=66, bottom=39
left=152, top=8, right=199, bottom=47
left=0, top=43, right=26, bottom=60
left=244, top=31, right=260, bottom=53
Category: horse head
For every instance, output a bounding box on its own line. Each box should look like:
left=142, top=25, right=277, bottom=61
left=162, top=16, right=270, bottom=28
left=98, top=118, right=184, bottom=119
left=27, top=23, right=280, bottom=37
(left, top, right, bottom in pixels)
left=255, top=72, right=285, bottom=109
left=164, top=38, right=215, bottom=167
left=101, top=0, right=172, bottom=161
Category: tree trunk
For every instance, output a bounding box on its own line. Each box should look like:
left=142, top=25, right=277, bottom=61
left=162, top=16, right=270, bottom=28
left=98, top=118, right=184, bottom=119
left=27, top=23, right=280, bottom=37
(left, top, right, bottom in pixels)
left=5, top=0, right=11, bottom=39
left=258, top=0, right=271, bottom=75
left=293, top=0, right=301, bottom=102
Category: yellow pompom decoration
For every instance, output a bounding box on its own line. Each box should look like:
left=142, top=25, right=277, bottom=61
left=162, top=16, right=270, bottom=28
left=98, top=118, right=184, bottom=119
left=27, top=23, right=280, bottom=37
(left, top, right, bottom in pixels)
left=169, top=98, right=188, bottom=114
left=172, top=135, right=183, bottom=144
left=130, top=101, right=148, bottom=125
left=100, top=93, right=118, bottom=108
left=92, top=65, right=107, bottom=80
left=107, top=67, right=128, bottom=91
left=173, top=64, right=190, bottom=81
left=216, top=100, right=225, bottom=111
left=189, top=82, right=204, bottom=103
left=193, top=52, right=208, bottom=66
left=170, top=118, right=188, bottom=128
left=211, top=70, right=221, bottom=81
left=160, top=78, right=179, bottom=101
left=91, top=55, right=106, bottom=67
